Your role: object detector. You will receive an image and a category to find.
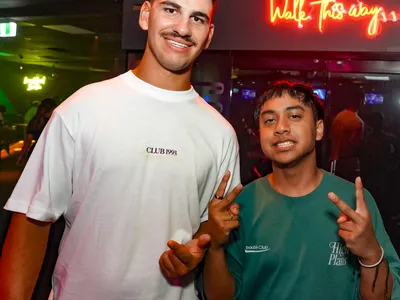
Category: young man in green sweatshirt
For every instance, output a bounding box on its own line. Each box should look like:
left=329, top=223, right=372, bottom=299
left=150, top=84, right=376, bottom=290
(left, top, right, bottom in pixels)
left=200, top=81, right=400, bottom=300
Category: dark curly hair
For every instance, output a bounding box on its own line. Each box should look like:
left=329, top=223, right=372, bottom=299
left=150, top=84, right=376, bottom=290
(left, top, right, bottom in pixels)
left=254, top=81, right=325, bottom=124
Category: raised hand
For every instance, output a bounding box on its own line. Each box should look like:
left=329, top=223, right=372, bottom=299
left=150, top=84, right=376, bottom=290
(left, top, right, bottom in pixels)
left=328, top=177, right=381, bottom=264
left=208, top=171, right=243, bottom=250
left=159, top=171, right=242, bottom=279
left=159, top=234, right=211, bottom=279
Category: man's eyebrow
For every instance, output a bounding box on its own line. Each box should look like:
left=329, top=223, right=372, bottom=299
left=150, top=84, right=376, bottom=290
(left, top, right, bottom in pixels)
left=261, top=110, right=276, bottom=117
left=285, top=105, right=305, bottom=112
left=159, top=1, right=181, bottom=10
left=160, top=1, right=211, bottom=23
left=260, top=106, right=305, bottom=116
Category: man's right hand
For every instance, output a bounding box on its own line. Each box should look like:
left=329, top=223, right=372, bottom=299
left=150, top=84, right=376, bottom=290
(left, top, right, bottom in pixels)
left=208, top=171, right=243, bottom=250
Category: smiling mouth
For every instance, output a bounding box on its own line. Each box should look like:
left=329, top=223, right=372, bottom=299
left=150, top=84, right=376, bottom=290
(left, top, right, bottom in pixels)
left=165, top=39, right=191, bottom=49
left=275, top=141, right=295, bottom=148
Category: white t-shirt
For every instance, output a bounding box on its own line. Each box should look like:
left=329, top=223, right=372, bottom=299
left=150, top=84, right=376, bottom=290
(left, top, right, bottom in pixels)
left=4, top=71, right=241, bottom=300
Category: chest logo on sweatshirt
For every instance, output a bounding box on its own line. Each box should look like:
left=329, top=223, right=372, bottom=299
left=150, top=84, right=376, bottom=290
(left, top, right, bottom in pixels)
left=146, top=147, right=178, bottom=156
left=244, top=245, right=270, bottom=253
left=328, top=241, right=349, bottom=266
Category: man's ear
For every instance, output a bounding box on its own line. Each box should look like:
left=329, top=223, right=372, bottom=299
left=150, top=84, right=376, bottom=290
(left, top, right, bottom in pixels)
left=139, top=1, right=152, bottom=31
left=316, top=119, right=324, bottom=141
left=203, top=24, right=215, bottom=50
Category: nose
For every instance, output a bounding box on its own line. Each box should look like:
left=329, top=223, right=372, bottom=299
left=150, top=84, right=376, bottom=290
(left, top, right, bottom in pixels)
left=173, top=17, right=192, bottom=38
left=274, top=118, right=290, bottom=135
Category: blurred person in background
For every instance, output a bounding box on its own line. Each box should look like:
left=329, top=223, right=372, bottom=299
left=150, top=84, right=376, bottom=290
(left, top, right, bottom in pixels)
left=330, top=89, right=365, bottom=182
left=17, top=98, right=57, bottom=165
left=0, top=105, right=5, bottom=125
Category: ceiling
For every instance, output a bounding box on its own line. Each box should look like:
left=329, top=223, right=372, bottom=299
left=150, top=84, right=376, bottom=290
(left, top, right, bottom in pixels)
left=0, top=0, right=125, bottom=72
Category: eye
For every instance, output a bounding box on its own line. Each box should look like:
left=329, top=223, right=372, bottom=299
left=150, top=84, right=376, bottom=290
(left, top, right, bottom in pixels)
left=289, top=114, right=301, bottom=120
left=165, top=8, right=177, bottom=15
left=192, top=16, right=205, bottom=24
left=263, top=118, right=276, bottom=125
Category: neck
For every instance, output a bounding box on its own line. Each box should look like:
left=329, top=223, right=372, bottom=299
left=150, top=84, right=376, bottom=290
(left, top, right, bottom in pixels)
left=133, top=45, right=192, bottom=91
left=268, top=150, right=323, bottom=197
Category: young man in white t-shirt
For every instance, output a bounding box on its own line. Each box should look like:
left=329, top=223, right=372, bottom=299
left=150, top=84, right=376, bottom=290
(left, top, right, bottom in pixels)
left=0, top=1, right=242, bottom=299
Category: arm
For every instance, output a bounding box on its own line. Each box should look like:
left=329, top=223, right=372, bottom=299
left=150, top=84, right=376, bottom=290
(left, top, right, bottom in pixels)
left=17, top=133, right=33, bottom=163
left=328, top=179, right=400, bottom=300
left=203, top=174, right=243, bottom=300
left=0, top=214, right=51, bottom=299
left=0, top=111, right=74, bottom=299
left=202, top=219, right=244, bottom=300
left=204, top=247, right=235, bottom=300
left=359, top=257, right=393, bottom=300
left=359, top=190, right=400, bottom=300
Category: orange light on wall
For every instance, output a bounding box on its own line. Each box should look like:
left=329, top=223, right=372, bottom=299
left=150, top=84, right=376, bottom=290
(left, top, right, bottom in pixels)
left=268, top=0, right=399, bottom=38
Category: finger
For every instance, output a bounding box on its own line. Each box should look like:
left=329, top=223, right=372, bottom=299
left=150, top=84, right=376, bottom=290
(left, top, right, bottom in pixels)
left=160, top=263, right=174, bottom=278
left=355, top=177, right=368, bottom=215
left=213, top=171, right=231, bottom=199
left=197, top=234, right=211, bottom=250
left=230, top=204, right=240, bottom=215
left=159, top=251, right=177, bottom=278
left=328, top=192, right=361, bottom=223
left=167, top=240, right=192, bottom=264
left=338, top=229, right=352, bottom=241
left=337, top=212, right=350, bottom=224
left=220, top=184, right=243, bottom=209
left=168, top=252, right=187, bottom=275
left=338, top=221, right=354, bottom=232
left=223, top=211, right=240, bottom=221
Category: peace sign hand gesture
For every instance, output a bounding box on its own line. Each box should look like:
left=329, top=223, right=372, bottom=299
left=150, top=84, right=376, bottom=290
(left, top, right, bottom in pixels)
left=328, top=177, right=382, bottom=264
left=208, top=171, right=243, bottom=250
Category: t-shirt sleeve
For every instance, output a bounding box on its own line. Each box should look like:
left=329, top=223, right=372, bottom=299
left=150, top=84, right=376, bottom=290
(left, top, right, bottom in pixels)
left=4, top=111, right=74, bottom=222
left=364, top=190, right=400, bottom=298
left=225, top=225, right=245, bottom=299
left=200, top=131, right=241, bottom=223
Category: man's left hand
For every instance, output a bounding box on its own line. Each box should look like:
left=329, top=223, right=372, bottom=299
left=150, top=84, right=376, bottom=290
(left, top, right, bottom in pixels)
left=159, top=234, right=211, bottom=278
left=328, top=177, right=381, bottom=264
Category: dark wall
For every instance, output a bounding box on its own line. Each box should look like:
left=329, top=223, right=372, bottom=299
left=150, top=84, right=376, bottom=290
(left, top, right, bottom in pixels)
left=122, top=0, right=400, bottom=52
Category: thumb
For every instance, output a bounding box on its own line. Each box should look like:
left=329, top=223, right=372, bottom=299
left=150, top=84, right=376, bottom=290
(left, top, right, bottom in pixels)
left=197, top=234, right=211, bottom=250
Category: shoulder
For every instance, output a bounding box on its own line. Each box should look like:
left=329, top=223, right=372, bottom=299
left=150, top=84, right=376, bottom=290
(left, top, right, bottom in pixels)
left=322, top=171, right=376, bottom=207
left=50, top=74, right=127, bottom=136
left=57, top=74, right=125, bottom=115
left=195, top=97, right=236, bottom=136
left=324, top=172, right=355, bottom=190
left=235, top=177, right=267, bottom=206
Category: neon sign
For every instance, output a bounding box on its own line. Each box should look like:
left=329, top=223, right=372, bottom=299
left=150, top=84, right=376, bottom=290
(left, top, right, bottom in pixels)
left=23, top=76, right=46, bottom=91
left=268, top=0, right=399, bottom=38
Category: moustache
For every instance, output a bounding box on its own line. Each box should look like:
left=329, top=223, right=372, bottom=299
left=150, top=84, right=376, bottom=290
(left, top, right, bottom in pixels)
left=161, top=32, right=196, bottom=46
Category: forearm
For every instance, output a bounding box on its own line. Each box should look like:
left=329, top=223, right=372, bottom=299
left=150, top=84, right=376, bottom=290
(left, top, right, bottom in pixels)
left=204, top=247, right=235, bottom=300
left=0, top=213, right=51, bottom=300
left=359, top=260, right=393, bottom=300
left=20, top=135, right=33, bottom=156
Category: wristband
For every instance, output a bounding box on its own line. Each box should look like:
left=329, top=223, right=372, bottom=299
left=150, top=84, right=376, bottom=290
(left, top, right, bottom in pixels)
left=358, top=246, right=384, bottom=268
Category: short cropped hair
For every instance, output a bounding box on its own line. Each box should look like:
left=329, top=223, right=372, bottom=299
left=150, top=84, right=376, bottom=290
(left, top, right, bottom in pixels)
left=150, top=0, right=217, bottom=12
left=254, top=81, right=325, bottom=124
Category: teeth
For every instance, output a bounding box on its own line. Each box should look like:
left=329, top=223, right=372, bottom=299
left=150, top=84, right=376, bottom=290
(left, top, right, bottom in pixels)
left=277, top=141, right=294, bottom=148
left=166, top=40, right=189, bottom=48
